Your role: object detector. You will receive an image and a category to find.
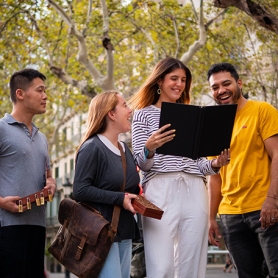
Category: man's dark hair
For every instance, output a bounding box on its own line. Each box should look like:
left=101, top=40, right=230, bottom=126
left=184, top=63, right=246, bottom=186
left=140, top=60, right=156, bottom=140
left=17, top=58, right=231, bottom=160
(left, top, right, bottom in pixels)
left=207, top=63, right=239, bottom=82
left=9, top=68, right=46, bottom=103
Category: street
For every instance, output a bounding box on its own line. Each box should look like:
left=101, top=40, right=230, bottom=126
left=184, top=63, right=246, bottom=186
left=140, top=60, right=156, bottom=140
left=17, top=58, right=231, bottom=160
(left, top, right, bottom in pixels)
left=206, top=264, right=237, bottom=278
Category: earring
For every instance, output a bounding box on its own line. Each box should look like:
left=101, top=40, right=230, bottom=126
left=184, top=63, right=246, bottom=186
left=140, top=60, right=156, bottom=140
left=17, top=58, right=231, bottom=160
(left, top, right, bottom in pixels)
left=157, top=88, right=161, bottom=95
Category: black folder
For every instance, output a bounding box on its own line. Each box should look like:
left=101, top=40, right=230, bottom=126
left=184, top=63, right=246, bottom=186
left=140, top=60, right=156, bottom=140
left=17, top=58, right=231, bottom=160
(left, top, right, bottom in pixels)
left=156, top=102, right=237, bottom=159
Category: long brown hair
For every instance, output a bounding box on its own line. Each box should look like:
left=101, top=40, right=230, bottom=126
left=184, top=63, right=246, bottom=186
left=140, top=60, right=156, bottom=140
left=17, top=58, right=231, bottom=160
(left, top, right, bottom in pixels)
left=76, top=91, right=119, bottom=154
left=129, top=57, right=192, bottom=110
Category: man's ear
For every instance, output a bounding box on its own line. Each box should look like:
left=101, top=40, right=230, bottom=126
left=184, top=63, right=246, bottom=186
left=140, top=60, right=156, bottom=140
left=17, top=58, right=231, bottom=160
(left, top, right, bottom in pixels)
left=237, top=79, right=243, bottom=89
left=15, top=89, right=24, bottom=100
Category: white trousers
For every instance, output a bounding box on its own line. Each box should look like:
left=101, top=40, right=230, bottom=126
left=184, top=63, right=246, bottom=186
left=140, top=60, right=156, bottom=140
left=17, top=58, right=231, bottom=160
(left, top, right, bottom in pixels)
left=142, top=172, right=208, bottom=278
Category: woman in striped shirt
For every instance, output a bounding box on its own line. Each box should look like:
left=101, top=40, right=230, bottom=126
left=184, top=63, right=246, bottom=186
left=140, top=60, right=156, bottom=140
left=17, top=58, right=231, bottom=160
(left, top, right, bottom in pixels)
left=129, top=57, right=229, bottom=278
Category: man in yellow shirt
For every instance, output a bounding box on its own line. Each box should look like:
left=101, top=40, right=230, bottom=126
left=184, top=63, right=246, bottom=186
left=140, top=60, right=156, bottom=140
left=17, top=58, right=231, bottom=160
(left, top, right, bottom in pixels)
left=207, top=63, right=278, bottom=278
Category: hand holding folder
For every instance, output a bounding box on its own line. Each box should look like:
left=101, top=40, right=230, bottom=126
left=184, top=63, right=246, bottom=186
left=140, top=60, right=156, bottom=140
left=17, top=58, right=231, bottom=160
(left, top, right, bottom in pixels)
left=157, top=102, right=237, bottom=159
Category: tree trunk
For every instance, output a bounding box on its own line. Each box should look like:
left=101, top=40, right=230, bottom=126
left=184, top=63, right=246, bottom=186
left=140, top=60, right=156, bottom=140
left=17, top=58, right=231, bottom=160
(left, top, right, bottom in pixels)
left=213, top=0, right=278, bottom=34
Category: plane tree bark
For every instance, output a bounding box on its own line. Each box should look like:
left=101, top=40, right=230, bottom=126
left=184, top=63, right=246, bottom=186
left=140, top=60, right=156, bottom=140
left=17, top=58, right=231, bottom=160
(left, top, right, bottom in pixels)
left=213, top=0, right=278, bottom=34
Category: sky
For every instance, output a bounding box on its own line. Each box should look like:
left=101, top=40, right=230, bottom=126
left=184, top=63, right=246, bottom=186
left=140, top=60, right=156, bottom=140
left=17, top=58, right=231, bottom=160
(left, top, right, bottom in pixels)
left=184, top=0, right=201, bottom=5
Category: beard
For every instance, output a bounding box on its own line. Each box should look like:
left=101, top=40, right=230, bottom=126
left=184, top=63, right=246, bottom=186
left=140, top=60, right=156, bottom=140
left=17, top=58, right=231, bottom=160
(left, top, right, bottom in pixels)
left=214, top=85, right=242, bottom=105
left=232, top=85, right=242, bottom=103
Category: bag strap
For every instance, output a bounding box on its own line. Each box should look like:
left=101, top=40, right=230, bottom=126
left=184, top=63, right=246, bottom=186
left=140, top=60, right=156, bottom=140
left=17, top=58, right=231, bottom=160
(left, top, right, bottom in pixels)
left=110, top=142, right=127, bottom=234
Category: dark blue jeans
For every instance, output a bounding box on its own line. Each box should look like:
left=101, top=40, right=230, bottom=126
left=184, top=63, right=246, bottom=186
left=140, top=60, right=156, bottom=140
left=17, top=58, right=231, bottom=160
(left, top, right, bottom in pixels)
left=0, top=225, right=46, bottom=278
left=220, top=211, right=278, bottom=278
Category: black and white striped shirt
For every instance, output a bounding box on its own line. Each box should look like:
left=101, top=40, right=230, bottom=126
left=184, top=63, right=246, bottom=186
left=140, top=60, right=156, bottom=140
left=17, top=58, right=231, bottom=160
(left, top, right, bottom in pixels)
left=131, top=105, right=218, bottom=185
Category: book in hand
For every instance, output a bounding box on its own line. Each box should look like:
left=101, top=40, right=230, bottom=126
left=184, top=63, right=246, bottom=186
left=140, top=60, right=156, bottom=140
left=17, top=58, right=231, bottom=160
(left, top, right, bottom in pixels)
left=132, top=195, right=164, bottom=220
left=156, top=102, right=237, bottom=159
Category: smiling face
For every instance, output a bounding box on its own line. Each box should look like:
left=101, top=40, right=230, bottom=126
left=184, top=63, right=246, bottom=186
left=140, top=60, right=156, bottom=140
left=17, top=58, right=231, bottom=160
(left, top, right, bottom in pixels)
left=209, top=71, right=242, bottom=105
left=157, top=68, right=187, bottom=103
left=112, top=94, right=132, bottom=133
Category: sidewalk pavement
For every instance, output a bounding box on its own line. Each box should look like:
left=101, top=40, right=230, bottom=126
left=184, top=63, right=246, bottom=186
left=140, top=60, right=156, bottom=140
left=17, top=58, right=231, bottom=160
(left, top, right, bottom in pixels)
left=206, top=264, right=238, bottom=278
left=48, top=264, right=238, bottom=278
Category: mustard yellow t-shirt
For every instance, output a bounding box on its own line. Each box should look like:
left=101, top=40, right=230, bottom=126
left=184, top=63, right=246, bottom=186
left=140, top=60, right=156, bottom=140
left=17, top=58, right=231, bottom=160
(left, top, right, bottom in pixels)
left=219, top=100, right=278, bottom=214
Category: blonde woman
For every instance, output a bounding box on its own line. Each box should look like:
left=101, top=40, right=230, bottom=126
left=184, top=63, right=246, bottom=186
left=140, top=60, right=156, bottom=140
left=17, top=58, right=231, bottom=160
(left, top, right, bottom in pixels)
left=129, top=57, right=230, bottom=278
left=73, top=91, right=140, bottom=278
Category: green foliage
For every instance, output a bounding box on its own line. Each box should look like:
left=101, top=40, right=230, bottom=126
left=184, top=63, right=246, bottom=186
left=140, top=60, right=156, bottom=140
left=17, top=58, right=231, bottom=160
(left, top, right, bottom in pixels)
left=0, top=0, right=278, bottom=155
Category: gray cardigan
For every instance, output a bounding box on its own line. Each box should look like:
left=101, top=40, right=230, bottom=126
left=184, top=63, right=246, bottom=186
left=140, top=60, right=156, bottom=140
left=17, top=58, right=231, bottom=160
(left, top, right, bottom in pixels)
left=73, top=136, right=140, bottom=241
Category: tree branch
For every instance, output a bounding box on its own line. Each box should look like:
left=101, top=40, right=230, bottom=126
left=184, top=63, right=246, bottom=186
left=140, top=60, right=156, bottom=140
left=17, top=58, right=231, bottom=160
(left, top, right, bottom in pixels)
left=213, top=0, right=278, bottom=34
left=48, top=0, right=116, bottom=91
left=100, top=0, right=115, bottom=89
left=48, top=0, right=72, bottom=26
left=82, top=0, right=93, bottom=36
left=164, top=14, right=180, bottom=58
left=180, top=0, right=206, bottom=64
left=205, top=9, right=227, bottom=29
left=49, top=66, right=97, bottom=98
